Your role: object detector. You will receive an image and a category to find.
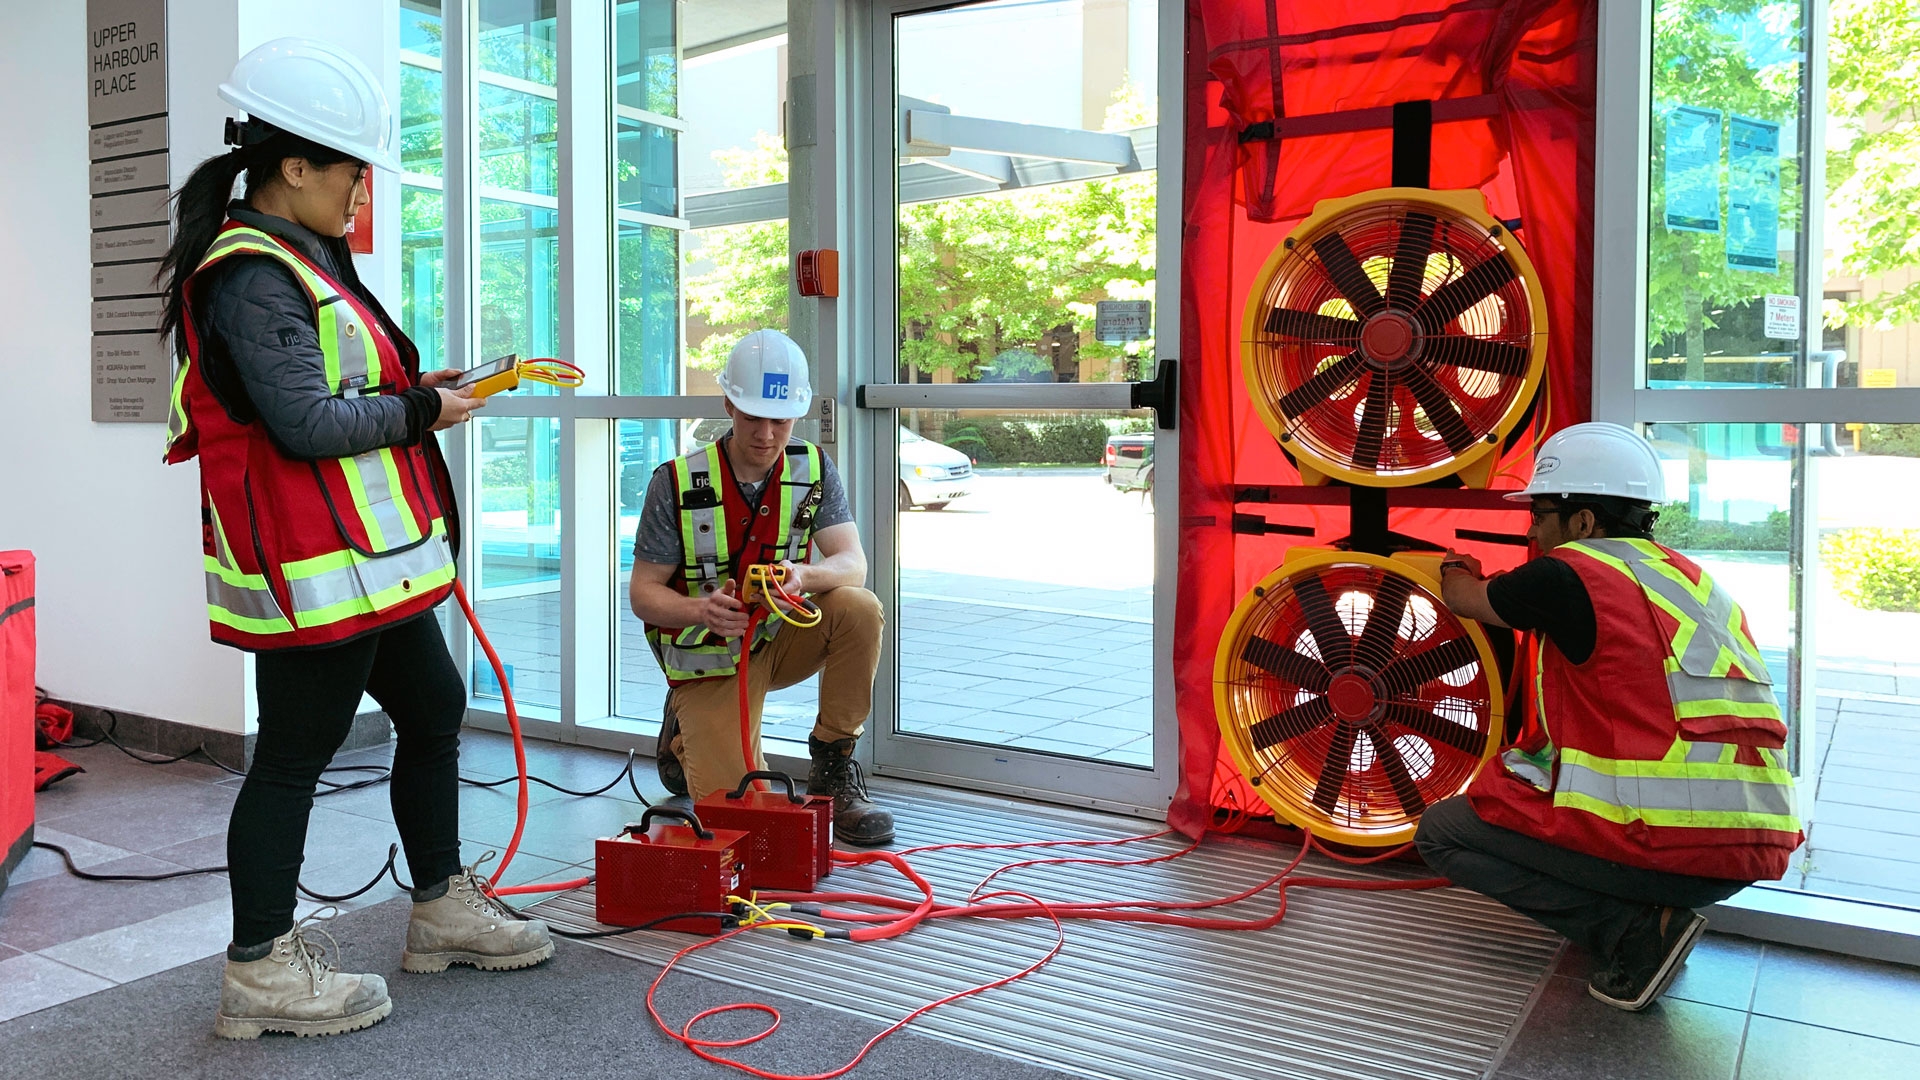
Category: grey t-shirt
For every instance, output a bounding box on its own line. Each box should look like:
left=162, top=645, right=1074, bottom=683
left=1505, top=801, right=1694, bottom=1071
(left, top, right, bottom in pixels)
left=631, top=439, right=852, bottom=568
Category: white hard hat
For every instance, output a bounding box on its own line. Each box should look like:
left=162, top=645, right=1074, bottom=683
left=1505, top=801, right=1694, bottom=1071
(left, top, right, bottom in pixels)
left=723, top=330, right=813, bottom=420
left=1505, top=421, right=1667, bottom=504
left=219, top=37, right=399, bottom=173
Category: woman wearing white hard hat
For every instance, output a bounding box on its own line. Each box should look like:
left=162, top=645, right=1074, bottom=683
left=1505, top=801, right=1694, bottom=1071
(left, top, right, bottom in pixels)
left=628, top=330, right=895, bottom=845
left=160, top=38, right=548, bottom=1040
left=1415, top=422, right=1801, bottom=1013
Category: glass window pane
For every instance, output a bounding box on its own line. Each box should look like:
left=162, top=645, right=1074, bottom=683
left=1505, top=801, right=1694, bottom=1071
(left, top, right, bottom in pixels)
left=895, top=408, right=1155, bottom=766
left=401, top=64, right=444, bottom=177
left=615, top=0, right=678, bottom=118
left=1807, top=423, right=1920, bottom=910
left=479, top=0, right=558, bottom=85
left=474, top=416, right=561, bottom=709
left=616, top=120, right=677, bottom=218
left=480, top=198, right=559, bottom=369
left=478, top=84, right=557, bottom=197
left=402, top=1, right=443, bottom=57
left=1645, top=1, right=1808, bottom=388
left=401, top=186, right=445, bottom=370
left=616, top=221, right=680, bottom=395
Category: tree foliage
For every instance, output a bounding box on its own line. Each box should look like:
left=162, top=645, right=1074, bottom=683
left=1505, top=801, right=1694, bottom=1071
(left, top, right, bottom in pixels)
left=1826, top=0, right=1920, bottom=330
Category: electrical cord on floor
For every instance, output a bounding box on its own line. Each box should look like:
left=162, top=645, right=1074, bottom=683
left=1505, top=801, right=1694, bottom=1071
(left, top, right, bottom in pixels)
left=29, top=839, right=416, bottom=902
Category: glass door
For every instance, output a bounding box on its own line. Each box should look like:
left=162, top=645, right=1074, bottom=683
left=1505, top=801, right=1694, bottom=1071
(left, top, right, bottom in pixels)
left=853, top=0, right=1179, bottom=815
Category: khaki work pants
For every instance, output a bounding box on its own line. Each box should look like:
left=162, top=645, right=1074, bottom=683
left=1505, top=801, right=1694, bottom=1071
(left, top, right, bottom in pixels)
left=668, top=585, right=885, bottom=801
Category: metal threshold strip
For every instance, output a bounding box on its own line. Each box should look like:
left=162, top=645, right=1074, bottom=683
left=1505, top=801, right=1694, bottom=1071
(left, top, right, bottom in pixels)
left=529, top=782, right=1561, bottom=1080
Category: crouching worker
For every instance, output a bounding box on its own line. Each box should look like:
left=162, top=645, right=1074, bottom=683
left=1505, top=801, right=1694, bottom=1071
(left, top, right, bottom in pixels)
left=1417, top=422, right=1801, bottom=1012
left=628, top=330, right=894, bottom=845
left=162, top=40, right=551, bottom=1040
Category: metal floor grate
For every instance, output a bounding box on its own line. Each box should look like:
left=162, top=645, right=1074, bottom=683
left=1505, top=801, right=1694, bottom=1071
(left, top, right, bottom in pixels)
left=529, top=782, right=1561, bottom=1080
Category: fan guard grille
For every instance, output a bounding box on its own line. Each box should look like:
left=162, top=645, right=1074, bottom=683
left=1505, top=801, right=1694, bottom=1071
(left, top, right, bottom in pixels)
left=1242, top=190, right=1546, bottom=486
left=1214, top=555, right=1502, bottom=845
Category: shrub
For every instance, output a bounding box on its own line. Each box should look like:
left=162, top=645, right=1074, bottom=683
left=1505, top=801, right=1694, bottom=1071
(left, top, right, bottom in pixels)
left=1035, top=416, right=1110, bottom=463
left=1860, top=424, right=1920, bottom=458
left=482, top=455, right=531, bottom=487
left=1652, top=502, right=1790, bottom=552
left=1823, top=529, right=1920, bottom=612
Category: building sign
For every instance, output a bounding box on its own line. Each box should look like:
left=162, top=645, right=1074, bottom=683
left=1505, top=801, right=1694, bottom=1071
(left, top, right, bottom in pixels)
left=1096, top=300, right=1152, bottom=345
left=1862, top=369, right=1898, bottom=389
left=88, top=0, right=170, bottom=423
left=1663, top=106, right=1722, bottom=235
left=1763, top=293, right=1800, bottom=341
left=1726, top=116, right=1782, bottom=274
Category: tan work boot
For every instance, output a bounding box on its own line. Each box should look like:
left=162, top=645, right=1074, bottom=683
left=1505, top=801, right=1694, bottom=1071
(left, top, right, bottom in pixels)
left=213, top=907, right=391, bottom=1040
left=401, top=853, right=555, bottom=973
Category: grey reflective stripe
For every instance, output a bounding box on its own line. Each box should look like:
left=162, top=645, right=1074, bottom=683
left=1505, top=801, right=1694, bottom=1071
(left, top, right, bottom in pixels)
left=1683, top=741, right=1734, bottom=765
left=286, top=534, right=453, bottom=617
left=684, top=451, right=722, bottom=589
left=325, top=300, right=376, bottom=395
left=204, top=565, right=289, bottom=624
left=1557, top=759, right=1798, bottom=819
left=1669, top=670, right=1777, bottom=708
left=345, top=450, right=413, bottom=550
left=1579, top=538, right=1772, bottom=685
left=783, top=443, right=818, bottom=563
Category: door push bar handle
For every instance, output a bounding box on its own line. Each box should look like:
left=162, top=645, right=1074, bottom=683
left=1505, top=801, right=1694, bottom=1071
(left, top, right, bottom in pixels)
left=856, top=360, right=1177, bottom=430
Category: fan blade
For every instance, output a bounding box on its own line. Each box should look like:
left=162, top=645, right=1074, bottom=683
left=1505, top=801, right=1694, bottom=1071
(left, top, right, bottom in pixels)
left=1276, top=353, right=1365, bottom=419
left=1351, top=371, right=1395, bottom=472
left=1251, top=697, right=1336, bottom=750
left=1400, top=362, right=1478, bottom=455
left=1364, top=724, right=1428, bottom=816
left=1241, top=635, right=1332, bottom=693
left=1312, top=232, right=1385, bottom=317
left=1425, top=336, right=1531, bottom=378
left=1354, top=572, right=1413, bottom=669
left=1264, top=307, right=1362, bottom=344
left=1386, top=213, right=1437, bottom=310
left=1415, top=253, right=1518, bottom=330
left=1380, top=701, right=1487, bottom=757
left=1377, top=636, right=1482, bottom=697
left=1292, top=574, right=1354, bottom=671
left=1311, top=721, right=1357, bottom=812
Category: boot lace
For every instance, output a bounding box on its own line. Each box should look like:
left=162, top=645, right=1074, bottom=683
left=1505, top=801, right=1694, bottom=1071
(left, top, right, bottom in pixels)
left=284, top=906, right=344, bottom=997
left=451, top=851, right=518, bottom=920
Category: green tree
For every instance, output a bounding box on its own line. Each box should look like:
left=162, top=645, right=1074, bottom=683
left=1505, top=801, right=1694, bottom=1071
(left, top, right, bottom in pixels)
left=1826, top=0, right=1920, bottom=331
left=1648, top=0, right=1803, bottom=380
left=682, top=135, right=792, bottom=371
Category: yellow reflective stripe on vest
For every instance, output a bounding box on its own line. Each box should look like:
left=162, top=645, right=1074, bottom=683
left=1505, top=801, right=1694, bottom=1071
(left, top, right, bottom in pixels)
left=202, top=501, right=293, bottom=634
left=165, top=351, right=193, bottom=455
left=1562, top=539, right=1779, bottom=726
left=337, top=448, right=422, bottom=551
left=676, top=445, right=727, bottom=592
left=1554, top=746, right=1799, bottom=833
left=281, top=522, right=454, bottom=629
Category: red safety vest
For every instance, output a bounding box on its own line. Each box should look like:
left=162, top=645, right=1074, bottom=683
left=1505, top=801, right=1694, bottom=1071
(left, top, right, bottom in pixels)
left=1469, top=539, right=1802, bottom=881
left=644, top=439, right=823, bottom=684
left=164, top=224, right=458, bottom=651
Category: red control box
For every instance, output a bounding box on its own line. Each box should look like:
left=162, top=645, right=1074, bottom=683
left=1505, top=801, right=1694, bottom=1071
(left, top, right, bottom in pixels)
left=595, top=807, right=748, bottom=935
left=695, top=771, right=834, bottom=892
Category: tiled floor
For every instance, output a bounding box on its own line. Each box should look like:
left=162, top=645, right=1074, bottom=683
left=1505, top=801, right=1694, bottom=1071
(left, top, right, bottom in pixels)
left=5, top=729, right=1920, bottom=1080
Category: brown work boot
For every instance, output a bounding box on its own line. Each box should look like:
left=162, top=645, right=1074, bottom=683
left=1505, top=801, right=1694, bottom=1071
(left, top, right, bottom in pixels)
left=807, top=736, right=895, bottom=846
left=213, top=908, right=391, bottom=1040
left=656, top=694, right=689, bottom=797
left=401, top=853, right=554, bottom=973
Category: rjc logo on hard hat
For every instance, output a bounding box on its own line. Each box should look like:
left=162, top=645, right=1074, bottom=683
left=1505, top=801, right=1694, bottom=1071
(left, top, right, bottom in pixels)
left=725, top=331, right=813, bottom=420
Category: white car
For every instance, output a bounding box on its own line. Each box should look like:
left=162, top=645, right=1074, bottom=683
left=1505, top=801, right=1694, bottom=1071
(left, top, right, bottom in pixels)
left=898, top=428, right=973, bottom=511
left=683, top=419, right=971, bottom=511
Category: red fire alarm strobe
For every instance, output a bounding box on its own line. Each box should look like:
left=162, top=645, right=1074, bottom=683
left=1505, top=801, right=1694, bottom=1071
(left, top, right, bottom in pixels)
left=797, top=249, right=839, bottom=297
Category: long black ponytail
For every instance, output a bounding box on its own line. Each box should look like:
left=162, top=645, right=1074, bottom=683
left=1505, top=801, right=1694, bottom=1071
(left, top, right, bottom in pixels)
left=156, top=120, right=357, bottom=344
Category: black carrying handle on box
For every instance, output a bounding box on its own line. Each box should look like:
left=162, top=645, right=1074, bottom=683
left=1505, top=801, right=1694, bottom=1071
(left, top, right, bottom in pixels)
left=725, top=770, right=805, bottom=805
left=626, top=806, right=713, bottom=840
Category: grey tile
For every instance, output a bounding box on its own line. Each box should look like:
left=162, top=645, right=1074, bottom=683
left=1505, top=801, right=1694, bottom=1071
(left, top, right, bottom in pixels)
left=997, top=697, right=1098, bottom=721
left=1025, top=719, right=1154, bottom=749
left=1, top=829, right=138, bottom=888
left=1002, top=736, right=1114, bottom=758
left=1750, top=943, right=1920, bottom=1045
left=459, top=795, right=651, bottom=868
left=36, top=897, right=232, bottom=984
left=0, top=953, right=116, bottom=1023
left=1793, top=877, right=1920, bottom=908
left=1737, top=1015, right=1920, bottom=1080
left=37, top=783, right=239, bottom=854
left=1819, top=766, right=1920, bottom=794
left=898, top=701, right=987, bottom=726
left=450, top=846, right=583, bottom=893
left=0, top=941, right=19, bottom=960
left=1041, top=685, right=1152, bottom=709
left=0, top=854, right=229, bottom=953
left=1813, top=781, right=1920, bottom=815
left=1498, top=974, right=1747, bottom=1080
left=1665, top=932, right=1763, bottom=1012
left=1798, top=848, right=1920, bottom=891
left=1805, top=801, right=1920, bottom=839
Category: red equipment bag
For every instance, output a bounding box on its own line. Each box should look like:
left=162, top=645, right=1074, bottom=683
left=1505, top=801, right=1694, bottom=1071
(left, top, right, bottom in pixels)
left=2, top=551, right=36, bottom=892
left=35, top=699, right=73, bottom=749
left=34, top=752, right=83, bottom=791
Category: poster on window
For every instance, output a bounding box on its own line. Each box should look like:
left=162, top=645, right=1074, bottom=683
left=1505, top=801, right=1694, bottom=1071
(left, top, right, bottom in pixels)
left=1663, top=105, right=1722, bottom=234
left=1725, top=116, right=1781, bottom=273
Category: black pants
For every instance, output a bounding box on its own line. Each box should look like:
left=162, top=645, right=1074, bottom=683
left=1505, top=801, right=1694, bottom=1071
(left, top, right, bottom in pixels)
left=228, top=611, right=465, bottom=948
left=1413, top=797, right=1750, bottom=963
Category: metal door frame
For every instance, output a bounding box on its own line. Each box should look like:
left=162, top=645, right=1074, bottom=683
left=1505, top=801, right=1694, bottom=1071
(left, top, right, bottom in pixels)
left=845, top=0, right=1184, bottom=817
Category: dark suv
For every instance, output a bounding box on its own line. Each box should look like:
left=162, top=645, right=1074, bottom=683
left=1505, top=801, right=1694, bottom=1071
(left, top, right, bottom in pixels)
left=1104, top=432, right=1153, bottom=493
